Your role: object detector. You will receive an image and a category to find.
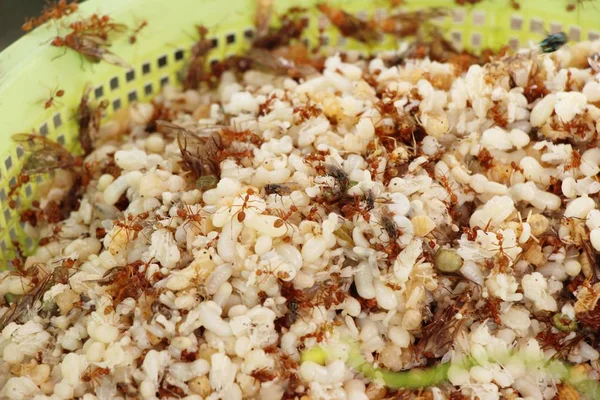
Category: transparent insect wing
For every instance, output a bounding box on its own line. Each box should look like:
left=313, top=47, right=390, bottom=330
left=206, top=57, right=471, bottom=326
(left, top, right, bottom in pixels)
left=254, top=0, right=274, bottom=38
left=246, top=48, right=290, bottom=76
left=12, top=134, right=75, bottom=174
left=172, top=123, right=222, bottom=178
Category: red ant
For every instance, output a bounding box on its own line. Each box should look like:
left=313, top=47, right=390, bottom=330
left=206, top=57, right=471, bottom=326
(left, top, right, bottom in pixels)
left=477, top=147, right=494, bottom=170
left=82, top=366, right=110, bottom=390
left=461, top=226, right=481, bottom=241
left=293, top=101, right=322, bottom=122
left=183, top=25, right=212, bottom=90
left=129, top=20, right=148, bottom=44
left=258, top=94, right=277, bottom=117
left=22, top=0, right=78, bottom=32
left=254, top=264, right=291, bottom=286
left=69, top=14, right=126, bottom=39
left=38, top=224, right=63, bottom=246
left=341, top=194, right=372, bottom=222
left=231, top=189, right=263, bottom=223
left=112, top=212, right=149, bottom=242
left=176, top=205, right=204, bottom=233
left=437, top=173, right=458, bottom=204
left=268, top=205, right=299, bottom=238
left=303, top=205, right=323, bottom=223
left=41, top=87, right=64, bottom=110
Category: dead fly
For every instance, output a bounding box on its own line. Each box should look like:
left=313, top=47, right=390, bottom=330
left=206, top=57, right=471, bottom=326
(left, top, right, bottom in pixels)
left=77, top=84, right=109, bottom=156
left=416, top=293, right=471, bottom=358
left=8, top=134, right=82, bottom=206
left=380, top=213, right=399, bottom=243
left=157, top=120, right=223, bottom=181
left=325, top=164, right=349, bottom=188
left=287, top=300, right=300, bottom=324
left=316, top=3, right=381, bottom=44
left=340, top=190, right=385, bottom=222
left=183, top=25, right=212, bottom=90
left=317, top=164, right=351, bottom=204
left=13, top=134, right=81, bottom=174
left=264, top=183, right=295, bottom=197
left=540, top=32, right=568, bottom=53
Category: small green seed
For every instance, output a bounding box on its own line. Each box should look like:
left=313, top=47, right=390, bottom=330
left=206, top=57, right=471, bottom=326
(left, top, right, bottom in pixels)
left=553, top=313, right=578, bottom=332
left=434, top=249, right=463, bottom=272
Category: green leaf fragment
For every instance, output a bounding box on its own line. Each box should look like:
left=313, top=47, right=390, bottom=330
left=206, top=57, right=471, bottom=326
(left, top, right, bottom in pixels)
left=302, top=343, right=600, bottom=396
left=4, top=293, right=19, bottom=304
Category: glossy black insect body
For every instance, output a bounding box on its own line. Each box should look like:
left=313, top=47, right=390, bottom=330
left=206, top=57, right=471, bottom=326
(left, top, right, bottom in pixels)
left=540, top=32, right=567, bottom=53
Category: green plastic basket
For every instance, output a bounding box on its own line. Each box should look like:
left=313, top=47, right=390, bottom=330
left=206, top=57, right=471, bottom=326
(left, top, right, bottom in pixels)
left=1, top=0, right=600, bottom=265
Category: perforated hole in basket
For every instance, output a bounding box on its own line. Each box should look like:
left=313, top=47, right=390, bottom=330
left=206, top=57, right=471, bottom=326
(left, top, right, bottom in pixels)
left=472, top=12, right=485, bottom=26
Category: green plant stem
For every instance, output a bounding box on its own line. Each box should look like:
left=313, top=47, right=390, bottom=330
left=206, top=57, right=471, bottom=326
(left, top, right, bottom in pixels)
left=301, top=344, right=600, bottom=397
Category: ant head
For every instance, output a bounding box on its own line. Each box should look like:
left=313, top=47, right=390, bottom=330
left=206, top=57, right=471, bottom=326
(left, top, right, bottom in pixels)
left=51, top=37, right=64, bottom=46
left=197, top=25, right=208, bottom=37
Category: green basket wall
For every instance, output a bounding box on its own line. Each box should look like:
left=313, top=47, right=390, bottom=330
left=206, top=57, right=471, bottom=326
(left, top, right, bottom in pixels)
left=1, top=0, right=599, bottom=265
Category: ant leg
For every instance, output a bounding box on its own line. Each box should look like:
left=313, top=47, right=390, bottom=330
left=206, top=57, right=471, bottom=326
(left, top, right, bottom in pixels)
left=51, top=48, right=68, bottom=62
